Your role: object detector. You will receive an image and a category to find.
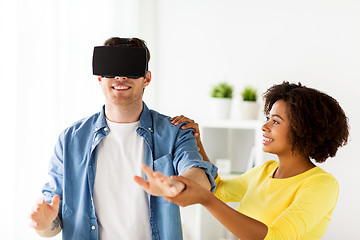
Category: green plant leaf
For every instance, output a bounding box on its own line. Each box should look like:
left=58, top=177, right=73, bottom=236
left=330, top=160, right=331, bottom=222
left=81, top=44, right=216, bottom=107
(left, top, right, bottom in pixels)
left=211, top=82, right=233, bottom=98
left=241, top=86, right=257, bottom=101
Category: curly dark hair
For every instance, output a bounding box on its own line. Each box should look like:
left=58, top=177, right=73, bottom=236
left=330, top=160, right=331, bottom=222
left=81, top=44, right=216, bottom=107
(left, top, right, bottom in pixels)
left=262, top=81, right=349, bottom=163
left=103, top=37, right=151, bottom=63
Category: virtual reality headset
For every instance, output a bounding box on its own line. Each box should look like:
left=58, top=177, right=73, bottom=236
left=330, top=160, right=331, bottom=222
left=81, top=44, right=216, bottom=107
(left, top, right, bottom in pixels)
left=92, top=45, right=148, bottom=79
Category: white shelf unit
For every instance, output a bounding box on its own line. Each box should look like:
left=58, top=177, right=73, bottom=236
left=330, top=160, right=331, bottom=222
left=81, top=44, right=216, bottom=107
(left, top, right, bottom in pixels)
left=200, top=119, right=264, bottom=174
left=181, top=119, right=275, bottom=240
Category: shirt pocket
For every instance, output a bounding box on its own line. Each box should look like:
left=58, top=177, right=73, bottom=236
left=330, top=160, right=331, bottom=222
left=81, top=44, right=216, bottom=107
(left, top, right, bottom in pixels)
left=153, top=154, right=176, bottom=176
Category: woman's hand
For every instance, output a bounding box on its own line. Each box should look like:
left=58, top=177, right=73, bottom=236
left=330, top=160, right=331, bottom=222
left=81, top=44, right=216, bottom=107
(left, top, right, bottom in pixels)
left=164, top=175, right=213, bottom=207
left=168, top=177, right=268, bottom=240
left=170, top=115, right=212, bottom=163
left=170, top=115, right=201, bottom=141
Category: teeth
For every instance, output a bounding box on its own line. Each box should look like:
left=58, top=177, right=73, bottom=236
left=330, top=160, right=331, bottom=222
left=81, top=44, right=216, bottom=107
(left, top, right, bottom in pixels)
left=263, top=137, right=273, bottom=142
left=113, top=86, right=130, bottom=90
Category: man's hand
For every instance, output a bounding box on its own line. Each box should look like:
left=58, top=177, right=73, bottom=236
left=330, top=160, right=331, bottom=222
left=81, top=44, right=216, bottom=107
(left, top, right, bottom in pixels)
left=134, top=164, right=185, bottom=197
left=29, top=195, right=60, bottom=232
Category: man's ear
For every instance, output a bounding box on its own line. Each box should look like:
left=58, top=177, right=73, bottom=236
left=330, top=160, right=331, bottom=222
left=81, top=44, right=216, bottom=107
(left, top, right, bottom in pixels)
left=143, top=71, right=151, bottom=87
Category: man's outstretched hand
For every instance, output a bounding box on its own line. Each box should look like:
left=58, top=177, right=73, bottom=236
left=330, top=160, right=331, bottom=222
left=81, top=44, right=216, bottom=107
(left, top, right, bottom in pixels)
left=29, top=195, right=60, bottom=232
left=134, top=164, right=185, bottom=197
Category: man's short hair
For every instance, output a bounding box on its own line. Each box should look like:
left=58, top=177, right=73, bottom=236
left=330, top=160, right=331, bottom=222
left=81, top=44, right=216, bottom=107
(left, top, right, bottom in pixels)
left=104, top=37, right=151, bottom=64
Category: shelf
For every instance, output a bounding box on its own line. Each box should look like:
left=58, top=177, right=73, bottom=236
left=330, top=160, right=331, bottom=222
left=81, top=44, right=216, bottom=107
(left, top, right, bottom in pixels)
left=200, top=119, right=262, bottom=130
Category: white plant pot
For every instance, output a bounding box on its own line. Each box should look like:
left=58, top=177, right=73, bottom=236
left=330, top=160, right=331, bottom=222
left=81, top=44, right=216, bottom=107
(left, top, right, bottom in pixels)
left=211, top=98, right=232, bottom=120
left=240, top=101, right=260, bottom=120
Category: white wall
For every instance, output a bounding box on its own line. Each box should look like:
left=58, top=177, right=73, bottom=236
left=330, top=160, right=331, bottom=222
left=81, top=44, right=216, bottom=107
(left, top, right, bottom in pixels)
left=1, top=0, right=359, bottom=239
left=155, top=0, right=360, bottom=239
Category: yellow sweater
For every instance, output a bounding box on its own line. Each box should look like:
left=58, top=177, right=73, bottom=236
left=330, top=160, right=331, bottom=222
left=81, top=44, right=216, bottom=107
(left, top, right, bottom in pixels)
left=214, top=161, right=339, bottom=240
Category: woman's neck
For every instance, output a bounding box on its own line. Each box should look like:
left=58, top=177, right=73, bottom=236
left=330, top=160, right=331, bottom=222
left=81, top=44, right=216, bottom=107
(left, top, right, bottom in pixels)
left=274, top=154, right=316, bottom=179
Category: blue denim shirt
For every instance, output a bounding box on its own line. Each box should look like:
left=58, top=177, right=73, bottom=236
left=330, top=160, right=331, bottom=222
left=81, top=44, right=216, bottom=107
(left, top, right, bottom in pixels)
left=42, top=102, right=217, bottom=240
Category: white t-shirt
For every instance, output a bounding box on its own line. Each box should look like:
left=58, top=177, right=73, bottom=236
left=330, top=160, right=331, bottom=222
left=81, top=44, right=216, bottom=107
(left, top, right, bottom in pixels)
left=93, top=119, right=151, bottom=240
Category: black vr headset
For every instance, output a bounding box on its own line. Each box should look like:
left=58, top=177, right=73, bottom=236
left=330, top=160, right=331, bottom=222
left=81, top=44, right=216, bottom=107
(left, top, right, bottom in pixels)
left=92, top=38, right=148, bottom=79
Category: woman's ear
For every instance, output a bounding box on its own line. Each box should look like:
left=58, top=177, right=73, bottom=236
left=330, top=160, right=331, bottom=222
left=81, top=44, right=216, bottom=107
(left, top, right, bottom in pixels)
left=98, top=76, right=102, bottom=84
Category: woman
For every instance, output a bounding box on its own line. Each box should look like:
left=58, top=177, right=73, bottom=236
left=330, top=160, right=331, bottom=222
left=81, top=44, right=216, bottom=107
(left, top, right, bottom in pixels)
left=136, top=81, right=349, bottom=239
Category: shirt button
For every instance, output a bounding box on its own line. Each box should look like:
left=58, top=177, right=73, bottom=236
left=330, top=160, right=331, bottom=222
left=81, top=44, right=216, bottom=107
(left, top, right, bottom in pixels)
left=95, top=137, right=99, bottom=141
left=148, top=128, right=152, bottom=131
left=104, top=127, right=108, bottom=131
left=91, top=225, right=96, bottom=230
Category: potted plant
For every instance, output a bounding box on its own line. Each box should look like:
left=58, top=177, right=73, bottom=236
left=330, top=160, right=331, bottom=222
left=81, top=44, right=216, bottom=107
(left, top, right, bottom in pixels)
left=240, top=86, right=260, bottom=120
left=210, top=82, right=233, bottom=119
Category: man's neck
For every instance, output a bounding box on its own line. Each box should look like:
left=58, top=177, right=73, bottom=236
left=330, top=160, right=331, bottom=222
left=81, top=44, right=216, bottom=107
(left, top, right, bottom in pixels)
left=104, top=102, right=143, bottom=123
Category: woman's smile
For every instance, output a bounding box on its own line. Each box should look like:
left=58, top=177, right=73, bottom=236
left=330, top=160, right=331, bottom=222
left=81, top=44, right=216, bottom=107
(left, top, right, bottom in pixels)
left=263, top=135, right=274, bottom=145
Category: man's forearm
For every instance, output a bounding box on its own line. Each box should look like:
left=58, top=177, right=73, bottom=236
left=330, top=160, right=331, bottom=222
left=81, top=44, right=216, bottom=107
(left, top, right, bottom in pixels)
left=36, top=217, right=62, bottom=237
left=182, top=168, right=211, bottom=190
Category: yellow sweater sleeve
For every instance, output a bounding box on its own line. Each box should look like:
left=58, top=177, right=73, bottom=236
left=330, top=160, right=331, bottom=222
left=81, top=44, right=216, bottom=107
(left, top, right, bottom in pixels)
left=264, top=174, right=339, bottom=240
left=214, top=164, right=262, bottom=202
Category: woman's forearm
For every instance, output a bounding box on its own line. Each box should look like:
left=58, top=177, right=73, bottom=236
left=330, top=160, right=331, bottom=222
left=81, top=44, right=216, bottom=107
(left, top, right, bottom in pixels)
left=196, top=140, right=219, bottom=178
left=203, top=194, right=268, bottom=240
left=197, top=140, right=210, bottom=162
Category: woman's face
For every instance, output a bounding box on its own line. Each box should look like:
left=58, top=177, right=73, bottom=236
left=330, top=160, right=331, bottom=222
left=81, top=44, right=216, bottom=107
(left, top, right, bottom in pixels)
left=262, top=100, right=292, bottom=157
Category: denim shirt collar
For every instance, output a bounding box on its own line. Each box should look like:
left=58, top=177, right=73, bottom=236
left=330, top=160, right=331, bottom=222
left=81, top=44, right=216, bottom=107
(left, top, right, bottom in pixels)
left=93, top=105, right=108, bottom=133
left=137, top=102, right=154, bottom=155
left=138, top=102, right=154, bottom=133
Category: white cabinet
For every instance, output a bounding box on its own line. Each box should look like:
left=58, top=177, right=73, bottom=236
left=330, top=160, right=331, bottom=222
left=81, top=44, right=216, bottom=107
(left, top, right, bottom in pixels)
left=181, top=119, right=275, bottom=240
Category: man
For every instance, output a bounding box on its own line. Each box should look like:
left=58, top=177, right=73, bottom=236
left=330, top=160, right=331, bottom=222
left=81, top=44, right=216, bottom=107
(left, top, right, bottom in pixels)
left=29, top=37, right=217, bottom=240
